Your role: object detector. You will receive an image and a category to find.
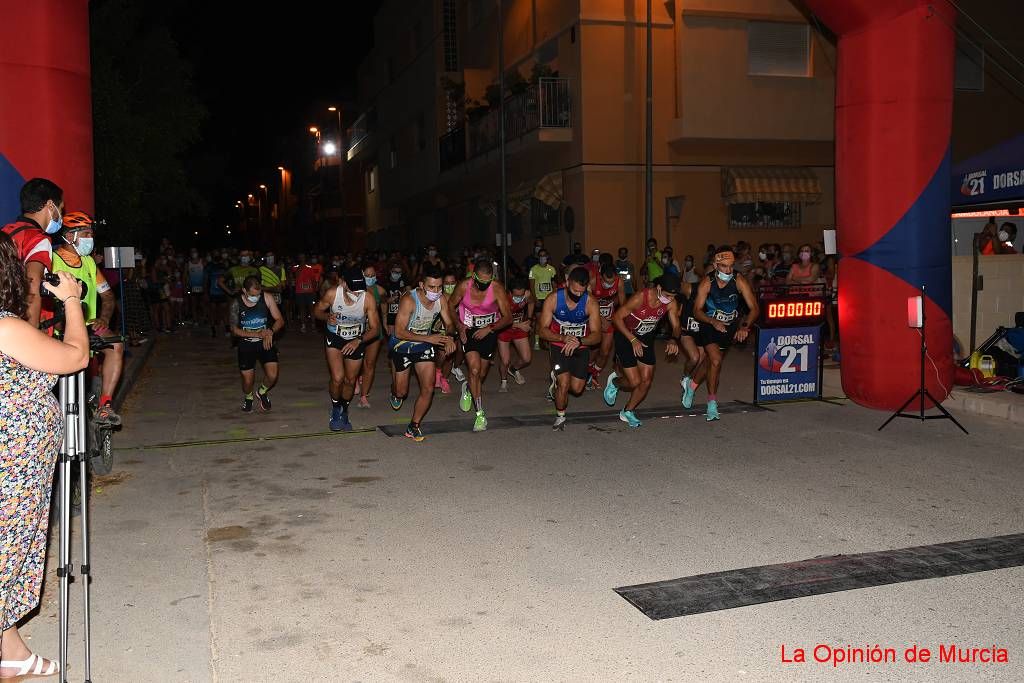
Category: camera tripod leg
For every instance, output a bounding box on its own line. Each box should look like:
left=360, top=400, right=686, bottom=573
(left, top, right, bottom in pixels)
left=76, top=371, right=93, bottom=682
left=56, top=374, right=75, bottom=682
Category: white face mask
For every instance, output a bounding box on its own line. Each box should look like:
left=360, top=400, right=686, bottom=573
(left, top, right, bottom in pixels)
left=998, top=230, right=1010, bottom=242
left=240, top=256, right=251, bottom=265
left=658, top=293, right=672, bottom=305
left=246, top=294, right=260, bottom=304
left=758, top=251, right=767, bottom=260
left=539, top=257, right=548, bottom=265
left=425, top=289, right=442, bottom=302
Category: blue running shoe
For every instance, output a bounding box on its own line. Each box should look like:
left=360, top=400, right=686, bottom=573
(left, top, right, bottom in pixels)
left=340, top=410, right=353, bottom=432
left=706, top=399, right=720, bottom=422
left=603, top=371, right=619, bottom=407
left=329, top=403, right=344, bottom=431
left=681, top=376, right=695, bottom=409
left=619, top=409, right=641, bottom=428
left=390, top=393, right=404, bottom=411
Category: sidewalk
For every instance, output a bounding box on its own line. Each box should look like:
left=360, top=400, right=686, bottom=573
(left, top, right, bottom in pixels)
left=821, top=362, right=1024, bottom=425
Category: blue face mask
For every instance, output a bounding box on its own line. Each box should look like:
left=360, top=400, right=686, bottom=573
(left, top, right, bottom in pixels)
left=45, top=205, right=62, bottom=235
left=246, top=294, right=260, bottom=304
left=364, top=275, right=376, bottom=286
left=717, top=270, right=734, bottom=283
left=74, top=237, right=95, bottom=257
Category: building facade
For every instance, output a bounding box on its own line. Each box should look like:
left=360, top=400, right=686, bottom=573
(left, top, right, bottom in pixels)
left=347, top=0, right=1021, bottom=263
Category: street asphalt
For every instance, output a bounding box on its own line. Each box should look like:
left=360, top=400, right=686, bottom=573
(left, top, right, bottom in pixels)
left=22, top=325, right=1024, bottom=682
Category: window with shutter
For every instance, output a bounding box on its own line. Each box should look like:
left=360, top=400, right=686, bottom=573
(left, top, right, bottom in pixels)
left=748, top=22, right=810, bottom=78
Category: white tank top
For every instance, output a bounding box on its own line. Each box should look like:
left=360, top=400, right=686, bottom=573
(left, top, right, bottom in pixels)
left=328, top=288, right=366, bottom=340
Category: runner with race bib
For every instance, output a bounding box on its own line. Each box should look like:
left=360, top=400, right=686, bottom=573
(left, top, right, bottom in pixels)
left=314, top=268, right=381, bottom=431
left=538, top=267, right=602, bottom=430
left=388, top=265, right=457, bottom=441
left=692, top=246, right=759, bottom=422
left=588, top=263, right=625, bottom=390
left=449, top=258, right=511, bottom=432
left=604, top=273, right=683, bottom=428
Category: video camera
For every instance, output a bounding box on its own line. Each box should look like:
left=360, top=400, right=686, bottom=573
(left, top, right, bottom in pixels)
left=40, top=272, right=89, bottom=300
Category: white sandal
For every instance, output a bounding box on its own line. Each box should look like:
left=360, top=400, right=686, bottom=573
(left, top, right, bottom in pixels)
left=0, top=653, right=60, bottom=678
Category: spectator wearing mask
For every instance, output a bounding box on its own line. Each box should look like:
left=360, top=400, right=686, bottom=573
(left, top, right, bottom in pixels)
left=786, top=244, right=820, bottom=284
left=563, top=242, right=588, bottom=271
left=1, top=178, right=64, bottom=328
left=644, top=238, right=663, bottom=286
left=615, top=247, right=636, bottom=295
left=682, top=255, right=701, bottom=284
left=523, top=239, right=544, bottom=271
left=660, top=247, right=681, bottom=276
left=734, top=242, right=754, bottom=277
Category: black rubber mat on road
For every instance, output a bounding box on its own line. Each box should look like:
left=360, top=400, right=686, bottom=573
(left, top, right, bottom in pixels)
left=377, top=401, right=768, bottom=436
left=615, top=533, right=1024, bottom=620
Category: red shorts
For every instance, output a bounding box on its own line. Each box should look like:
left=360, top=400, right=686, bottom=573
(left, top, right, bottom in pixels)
left=498, top=328, right=529, bottom=343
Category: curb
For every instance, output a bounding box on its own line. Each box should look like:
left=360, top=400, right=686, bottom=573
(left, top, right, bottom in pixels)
left=112, top=337, right=157, bottom=412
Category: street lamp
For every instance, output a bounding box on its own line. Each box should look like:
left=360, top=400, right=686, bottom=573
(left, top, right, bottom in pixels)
left=322, top=141, right=337, bottom=156
left=327, top=105, right=346, bottom=244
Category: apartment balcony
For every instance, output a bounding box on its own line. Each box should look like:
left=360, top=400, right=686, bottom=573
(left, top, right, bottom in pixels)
left=346, top=109, right=376, bottom=161
left=439, top=77, right=573, bottom=173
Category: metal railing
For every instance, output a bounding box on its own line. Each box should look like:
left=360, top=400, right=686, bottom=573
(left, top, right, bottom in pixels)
left=466, top=77, right=572, bottom=158
left=346, top=109, right=374, bottom=156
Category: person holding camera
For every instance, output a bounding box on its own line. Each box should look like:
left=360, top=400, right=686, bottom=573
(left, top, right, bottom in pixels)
left=1, top=178, right=64, bottom=329
left=0, top=233, right=89, bottom=678
left=51, top=212, right=125, bottom=426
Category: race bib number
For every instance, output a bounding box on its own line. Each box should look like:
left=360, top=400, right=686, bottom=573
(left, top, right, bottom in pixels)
left=714, top=309, right=738, bottom=323
left=272, top=293, right=282, bottom=304
left=559, top=323, right=586, bottom=338
left=388, top=302, right=400, bottom=315
left=635, top=320, right=657, bottom=337
left=299, top=281, right=314, bottom=292
left=687, top=316, right=700, bottom=333
left=336, top=323, right=363, bottom=340
left=599, top=303, right=613, bottom=318
left=538, top=282, right=552, bottom=293
left=191, top=285, right=204, bottom=294
left=465, top=312, right=496, bottom=328
left=512, top=310, right=525, bottom=324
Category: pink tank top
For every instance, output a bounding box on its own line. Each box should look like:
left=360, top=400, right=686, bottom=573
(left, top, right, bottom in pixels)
left=458, top=281, right=500, bottom=328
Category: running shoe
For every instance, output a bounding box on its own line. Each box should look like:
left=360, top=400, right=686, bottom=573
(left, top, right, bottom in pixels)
left=339, top=410, right=353, bottom=432
left=241, top=397, right=254, bottom=414
left=256, top=390, right=272, bottom=412
left=498, top=379, right=509, bottom=393
left=329, top=403, right=344, bottom=431
left=452, top=366, right=466, bottom=383
left=603, top=371, right=619, bottom=407
left=95, top=403, right=122, bottom=426
left=405, top=423, right=425, bottom=442
left=546, top=371, right=556, bottom=401
left=706, top=400, right=720, bottom=422
left=553, top=414, right=567, bottom=431
left=619, top=409, right=642, bottom=429
left=681, top=376, right=695, bottom=409
left=390, top=393, right=404, bottom=411
left=459, top=381, right=472, bottom=412
left=357, top=395, right=371, bottom=409
left=512, top=368, right=527, bottom=385
left=473, top=410, right=488, bottom=432
left=438, top=376, right=451, bottom=394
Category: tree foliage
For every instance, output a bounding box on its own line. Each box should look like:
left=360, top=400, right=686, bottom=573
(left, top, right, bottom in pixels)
left=90, top=0, right=206, bottom=246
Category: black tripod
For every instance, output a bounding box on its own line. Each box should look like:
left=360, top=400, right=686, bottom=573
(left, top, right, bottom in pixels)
left=56, top=369, right=93, bottom=683
left=878, top=285, right=968, bottom=434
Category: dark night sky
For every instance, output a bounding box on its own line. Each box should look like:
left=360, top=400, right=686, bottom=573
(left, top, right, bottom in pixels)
left=167, top=0, right=382, bottom=223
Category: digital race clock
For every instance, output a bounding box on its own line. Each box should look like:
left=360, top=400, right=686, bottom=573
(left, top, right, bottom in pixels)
left=759, top=297, right=826, bottom=327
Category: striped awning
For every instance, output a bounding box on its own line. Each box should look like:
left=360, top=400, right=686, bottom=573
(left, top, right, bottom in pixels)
left=722, top=167, right=822, bottom=204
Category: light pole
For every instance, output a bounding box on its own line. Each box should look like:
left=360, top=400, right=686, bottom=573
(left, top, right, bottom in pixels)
left=644, top=0, right=654, bottom=245
left=497, top=0, right=508, bottom=279
left=328, top=106, right=346, bottom=248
